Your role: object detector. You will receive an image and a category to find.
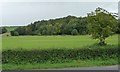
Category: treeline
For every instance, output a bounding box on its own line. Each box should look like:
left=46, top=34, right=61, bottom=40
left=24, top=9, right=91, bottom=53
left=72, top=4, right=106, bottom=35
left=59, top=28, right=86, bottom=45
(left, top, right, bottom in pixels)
left=9, top=8, right=119, bottom=36
left=11, top=16, right=89, bottom=36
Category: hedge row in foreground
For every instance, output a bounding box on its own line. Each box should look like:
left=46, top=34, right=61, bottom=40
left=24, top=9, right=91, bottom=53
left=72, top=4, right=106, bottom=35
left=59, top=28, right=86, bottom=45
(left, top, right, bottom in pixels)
left=2, top=47, right=118, bottom=64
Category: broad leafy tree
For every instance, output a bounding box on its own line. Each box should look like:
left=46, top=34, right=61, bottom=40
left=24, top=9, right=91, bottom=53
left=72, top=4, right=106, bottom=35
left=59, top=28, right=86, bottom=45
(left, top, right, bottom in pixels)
left=87, top=7, right=117, bottom=45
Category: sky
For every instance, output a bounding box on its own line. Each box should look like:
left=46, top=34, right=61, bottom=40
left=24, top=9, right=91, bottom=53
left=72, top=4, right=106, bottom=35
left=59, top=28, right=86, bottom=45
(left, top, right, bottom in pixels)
left=0, top=0, right=119, bottom=2
left=0, top=1, right=118, bottom=26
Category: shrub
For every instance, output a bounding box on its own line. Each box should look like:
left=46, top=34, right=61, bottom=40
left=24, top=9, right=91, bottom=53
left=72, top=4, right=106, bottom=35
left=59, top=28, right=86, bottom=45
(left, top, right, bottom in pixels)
left=2, top=47, right=118, bottom=64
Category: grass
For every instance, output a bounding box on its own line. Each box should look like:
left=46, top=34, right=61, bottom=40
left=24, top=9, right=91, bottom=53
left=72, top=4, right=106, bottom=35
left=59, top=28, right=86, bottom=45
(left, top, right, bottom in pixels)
left=2, top=58, right=118, bottom=70
left=2, top=35, right=118, bottom=70
left=5, top=26, right=18, bottom=32
left=2, top=35, right=118, bottom=50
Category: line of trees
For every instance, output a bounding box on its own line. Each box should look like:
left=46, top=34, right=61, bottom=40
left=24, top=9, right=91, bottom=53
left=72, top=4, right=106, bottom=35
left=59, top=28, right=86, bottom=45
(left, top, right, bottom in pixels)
left=10, top=7, right=119, bottom=36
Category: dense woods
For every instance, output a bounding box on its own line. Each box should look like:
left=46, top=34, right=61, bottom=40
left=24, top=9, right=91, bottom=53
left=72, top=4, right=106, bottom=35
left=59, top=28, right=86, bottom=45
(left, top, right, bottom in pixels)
left=11, top=16, right=88, bottom=36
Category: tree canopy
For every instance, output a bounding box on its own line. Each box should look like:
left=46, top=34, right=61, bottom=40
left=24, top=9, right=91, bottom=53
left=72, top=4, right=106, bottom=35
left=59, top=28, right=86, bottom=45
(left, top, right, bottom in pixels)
left=11, top=15, right=88, bottom=36
left=87, top=7, right=117, bottom=45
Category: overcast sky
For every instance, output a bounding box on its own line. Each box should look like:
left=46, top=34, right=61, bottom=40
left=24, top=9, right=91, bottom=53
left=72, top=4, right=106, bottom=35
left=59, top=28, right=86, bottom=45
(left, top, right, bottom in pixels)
left=1, top=2, right=118, bottom=26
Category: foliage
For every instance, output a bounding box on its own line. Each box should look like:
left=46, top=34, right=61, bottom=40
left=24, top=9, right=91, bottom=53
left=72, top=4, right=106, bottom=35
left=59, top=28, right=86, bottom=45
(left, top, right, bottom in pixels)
left=10, top=31, right=19, bottom=36
left=87, top=7, right=117, bottom=45
left=71, top=29, right=79, bottom=35
left=0, top=27, right=7, bottom=34
left=12, top=15, right=88, bottom=36
left=14, top=31, right=19, bottom=36
left=116, top=19, right=120, bottom=34
left=2, top=46, right=118, bottom=64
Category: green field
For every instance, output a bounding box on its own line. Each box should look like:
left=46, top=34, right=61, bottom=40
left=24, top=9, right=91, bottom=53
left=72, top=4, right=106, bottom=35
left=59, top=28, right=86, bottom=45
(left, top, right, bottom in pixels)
left=2, top=35, right=118, bottom=70
left=2, top=35, right=118, bottom=50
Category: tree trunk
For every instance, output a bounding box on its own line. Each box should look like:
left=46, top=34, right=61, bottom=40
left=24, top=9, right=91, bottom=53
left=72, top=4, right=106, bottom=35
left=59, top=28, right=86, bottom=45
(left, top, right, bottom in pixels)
left=99, top=38, right=106, bottom=45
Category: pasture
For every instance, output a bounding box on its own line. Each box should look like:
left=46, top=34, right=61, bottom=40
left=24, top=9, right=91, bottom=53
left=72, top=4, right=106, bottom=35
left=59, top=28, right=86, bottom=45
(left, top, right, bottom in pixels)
left=2, top=35, right=118, bottom=50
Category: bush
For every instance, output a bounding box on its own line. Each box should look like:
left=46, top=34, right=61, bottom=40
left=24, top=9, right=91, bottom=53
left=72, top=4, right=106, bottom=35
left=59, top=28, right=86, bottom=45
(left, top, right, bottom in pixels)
left=2, top=47, right=118, bottom=64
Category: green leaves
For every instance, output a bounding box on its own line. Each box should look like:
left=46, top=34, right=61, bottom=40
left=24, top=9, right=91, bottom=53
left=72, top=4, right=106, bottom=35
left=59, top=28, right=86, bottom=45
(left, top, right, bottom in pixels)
left=2, top=47, right=118, bottom=64
left=71, top=29, right=79, bottom=35
left=87, top=8, right=117, bottom=45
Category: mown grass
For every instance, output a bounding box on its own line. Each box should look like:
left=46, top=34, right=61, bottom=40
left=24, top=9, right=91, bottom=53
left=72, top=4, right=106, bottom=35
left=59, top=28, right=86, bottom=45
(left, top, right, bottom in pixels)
left=2, top=35, right=118, bottom=50
left=2, top=58, right=118, bottom=70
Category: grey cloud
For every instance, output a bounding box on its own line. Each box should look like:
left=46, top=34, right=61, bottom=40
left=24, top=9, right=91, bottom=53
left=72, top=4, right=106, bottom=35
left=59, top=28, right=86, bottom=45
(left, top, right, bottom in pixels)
left=2, top=2, right=118, bottom=26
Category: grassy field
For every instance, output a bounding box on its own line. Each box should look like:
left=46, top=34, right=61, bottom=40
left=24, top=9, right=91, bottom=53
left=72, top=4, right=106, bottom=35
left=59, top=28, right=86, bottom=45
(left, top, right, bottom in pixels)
left=2, top=35, right=118, bottom=70
left=2, top=35, right=118, bottom=50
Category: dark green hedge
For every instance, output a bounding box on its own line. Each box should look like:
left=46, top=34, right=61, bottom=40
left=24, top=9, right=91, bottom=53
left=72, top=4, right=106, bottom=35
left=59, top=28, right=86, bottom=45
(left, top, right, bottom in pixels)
left=2, top=48, right=118, bottom=64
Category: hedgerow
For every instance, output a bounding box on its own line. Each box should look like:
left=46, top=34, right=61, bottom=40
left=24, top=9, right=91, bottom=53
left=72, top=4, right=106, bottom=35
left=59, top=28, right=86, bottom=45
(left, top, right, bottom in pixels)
left=2, top=47, right=118, bottom=64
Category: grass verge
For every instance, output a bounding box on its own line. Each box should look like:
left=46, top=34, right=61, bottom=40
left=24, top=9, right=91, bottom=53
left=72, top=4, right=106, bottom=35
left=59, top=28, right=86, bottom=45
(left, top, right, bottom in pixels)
left=2, top=58, right=118, bottom=70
